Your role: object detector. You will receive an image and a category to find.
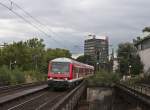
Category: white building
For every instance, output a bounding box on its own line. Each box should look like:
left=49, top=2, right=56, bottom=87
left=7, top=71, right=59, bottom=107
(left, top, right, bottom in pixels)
left=135, top=35, right=150, bottom=74
left=113, top=58, right=118, bottom=72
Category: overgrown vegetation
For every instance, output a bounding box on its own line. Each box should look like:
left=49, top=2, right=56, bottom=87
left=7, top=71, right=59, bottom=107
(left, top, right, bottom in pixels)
left=117, top=42, right=143, bottom=76
left=87, top=70, right=120, bottom=86
left=0, top=65, right=47, bottom=86
left=121, top=75, right=142, bottom=86
left=121, top=74, right=150, bottom=86
left=76, top=55, right=94, bottom=66
left=0, top=38, right=71, bottom=85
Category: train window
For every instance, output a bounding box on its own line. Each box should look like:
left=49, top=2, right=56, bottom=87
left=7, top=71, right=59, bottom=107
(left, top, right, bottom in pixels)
left=74, top=67, right=78, bottom=73
left=79, top=68, right=81, bottom=73
left=73, top=67, right=76, bottom=73
left=76, top=68, right=79, bottom=73
left=51, top=62, right=69, bottom=73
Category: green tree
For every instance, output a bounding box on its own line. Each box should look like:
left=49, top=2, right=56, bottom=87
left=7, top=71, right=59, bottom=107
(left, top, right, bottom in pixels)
left=0, top=38, right=45, bottom=71
left=0, top=38, right=72, bottom=85
left=117, top=42, right=143, bottom=76
left=0, top=65, right=11, bottom=85
left=76, top=55, right=93, bottom=65
left=41, top=48, right=71, bottom=73
left=142, top=26, right=150, bottom=32
left=133, top=36, right=141, bottom=44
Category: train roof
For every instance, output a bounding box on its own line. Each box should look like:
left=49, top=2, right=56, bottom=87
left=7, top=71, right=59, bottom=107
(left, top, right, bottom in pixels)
left=51, top=57, right=72, bottom=62
left=51, top=57, right=94, bottom=69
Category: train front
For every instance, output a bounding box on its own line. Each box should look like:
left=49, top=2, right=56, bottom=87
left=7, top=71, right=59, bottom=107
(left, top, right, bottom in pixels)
left=47, top=58, right=72, bottom=88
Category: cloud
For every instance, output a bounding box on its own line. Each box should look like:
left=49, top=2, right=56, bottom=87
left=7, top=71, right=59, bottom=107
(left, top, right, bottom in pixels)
left=0, top=0, right=150, bottom=54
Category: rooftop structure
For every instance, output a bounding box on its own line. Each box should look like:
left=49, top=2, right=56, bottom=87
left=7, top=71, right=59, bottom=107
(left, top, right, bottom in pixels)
left=135, top=35, right=150, bottom=51
left=134, top=34, right=150, bottom=73
left=84, top=34, right=109, bottom=69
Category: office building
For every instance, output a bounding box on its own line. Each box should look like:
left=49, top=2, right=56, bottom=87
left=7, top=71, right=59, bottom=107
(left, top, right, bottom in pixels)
left=84, top=34, right=109, bottom=69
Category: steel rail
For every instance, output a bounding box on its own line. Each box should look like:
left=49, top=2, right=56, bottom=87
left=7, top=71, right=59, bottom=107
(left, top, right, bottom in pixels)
left=0, top=81, right=46, bottom=90
left=7, top=92, right=48, bottom=110
left=6, top=91, right=67, bottom=110
left=35, top=92, right=67, bottom=110
left=0, top=81, right=47, bottom=95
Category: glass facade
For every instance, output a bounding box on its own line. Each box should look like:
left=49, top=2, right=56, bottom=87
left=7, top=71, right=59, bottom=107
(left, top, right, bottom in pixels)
left=84, top=37, right=109, bottom=68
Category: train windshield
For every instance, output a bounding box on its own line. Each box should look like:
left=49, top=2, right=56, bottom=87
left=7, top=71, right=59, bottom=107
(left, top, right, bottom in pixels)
left=51, top=62, right=69, bottom=73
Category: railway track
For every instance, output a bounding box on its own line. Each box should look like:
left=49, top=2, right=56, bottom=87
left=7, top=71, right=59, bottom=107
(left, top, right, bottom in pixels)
left=0, top=81, right=75, bottom=110
left=0, top=81, right=46, bottom=97
left=1, top=90, right=67, bottom=110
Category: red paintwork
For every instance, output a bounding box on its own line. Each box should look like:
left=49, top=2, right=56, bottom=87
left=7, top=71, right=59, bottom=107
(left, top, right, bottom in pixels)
left=69, top=64, right=73, bottom=80
left=47, top=58, right=94, bottom=82
left=48, top=64, right=51, bottom=78
left=48, top=63, right=70, bottom=79
left=49, top=73, right=69, bottom=79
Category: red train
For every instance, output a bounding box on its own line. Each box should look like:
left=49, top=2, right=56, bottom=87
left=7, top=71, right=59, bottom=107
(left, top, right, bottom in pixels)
left=47, top=57, right=94, bottom=88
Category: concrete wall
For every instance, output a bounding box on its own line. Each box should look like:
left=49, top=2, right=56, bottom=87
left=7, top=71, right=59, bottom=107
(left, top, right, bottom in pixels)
left=138, top=48, right=150, bottom=74
left=84, top=87, right=148, bottom=110
left=87, top=87, right=113, bottom=110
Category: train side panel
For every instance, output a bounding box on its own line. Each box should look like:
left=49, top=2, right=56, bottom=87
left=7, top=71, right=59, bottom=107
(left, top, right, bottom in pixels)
left=47, top=58, right=94, bottom=89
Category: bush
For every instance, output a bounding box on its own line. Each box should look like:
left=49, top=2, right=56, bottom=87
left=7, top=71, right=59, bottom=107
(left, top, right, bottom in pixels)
left=124, top=74, right=150, bottom=85
left=0, top=66, right=26, bottom=85
left=0, top=65, right=11, bottom=85
left=24, top=70, right=46, bottom=83
left=0, top=65, right=46, bottom=85
left=87, top=69, right=120, bottom=86
left=10, top=68, right=25, bottom=84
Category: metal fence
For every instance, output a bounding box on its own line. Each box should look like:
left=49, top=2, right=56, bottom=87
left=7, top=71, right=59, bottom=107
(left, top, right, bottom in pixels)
left=116, top=83, right=150, bottom=106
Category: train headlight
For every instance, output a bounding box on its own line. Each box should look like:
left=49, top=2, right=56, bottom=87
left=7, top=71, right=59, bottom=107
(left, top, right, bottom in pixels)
left=64, top=78, right=68, bottom=80
left=50, top=77, right=53, bottom=80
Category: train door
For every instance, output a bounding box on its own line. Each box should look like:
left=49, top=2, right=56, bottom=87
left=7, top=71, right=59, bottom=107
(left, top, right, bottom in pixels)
left=76, top=67, right=79, bottom=78
left=73, top=66, right=80, bottom=79
left=72, top=66, right=78, bottom=79
left=72, top=65, right=75, bottom=79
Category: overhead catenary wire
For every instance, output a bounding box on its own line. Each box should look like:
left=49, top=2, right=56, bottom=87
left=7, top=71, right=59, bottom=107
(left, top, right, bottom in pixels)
left=0, top=0, right=67, bottom=48
left=7, top=0, right=82, bottom=49
left=0, top=0, right=84, bottom=54
left=0, top=1, right=49, bottom=36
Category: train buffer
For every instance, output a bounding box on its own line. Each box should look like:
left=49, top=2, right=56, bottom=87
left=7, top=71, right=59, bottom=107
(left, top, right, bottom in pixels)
left=0, top=85, right=48, bottom=105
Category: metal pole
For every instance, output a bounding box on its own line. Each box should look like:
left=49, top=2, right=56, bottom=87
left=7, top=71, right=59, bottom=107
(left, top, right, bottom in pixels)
left=0, top=47, right=2, bottom=56
left=0, top=44, right=4, bottom=56
left=9, top=60, right=12, bottom=70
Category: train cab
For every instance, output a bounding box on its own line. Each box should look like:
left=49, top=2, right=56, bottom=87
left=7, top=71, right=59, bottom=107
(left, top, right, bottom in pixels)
left=47, top=57, right=94, bottom=88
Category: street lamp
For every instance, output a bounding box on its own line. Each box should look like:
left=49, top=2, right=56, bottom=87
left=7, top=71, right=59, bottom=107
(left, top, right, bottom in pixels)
left=10, top=60, right=16, bottom=70
left=129, top=65, right=132, bottom=75
left=96, top=62, right=99, bottom=71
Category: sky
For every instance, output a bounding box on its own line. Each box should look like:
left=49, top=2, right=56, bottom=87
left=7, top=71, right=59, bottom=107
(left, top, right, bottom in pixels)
left=0, top=0, right=150, bottom=56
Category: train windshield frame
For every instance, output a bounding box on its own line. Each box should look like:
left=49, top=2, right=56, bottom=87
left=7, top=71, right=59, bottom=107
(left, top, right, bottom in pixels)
left=51, top=62, right=70, bottom=73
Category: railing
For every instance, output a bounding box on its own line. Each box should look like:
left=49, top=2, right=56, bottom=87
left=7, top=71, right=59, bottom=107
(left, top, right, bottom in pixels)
left=51, top=81, right=86, bottom=110
left=129, top=84, right=150, bottom=96
left=118, top=83, right=150, bottom=97
left=116, top=83, right=150, bottom=106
